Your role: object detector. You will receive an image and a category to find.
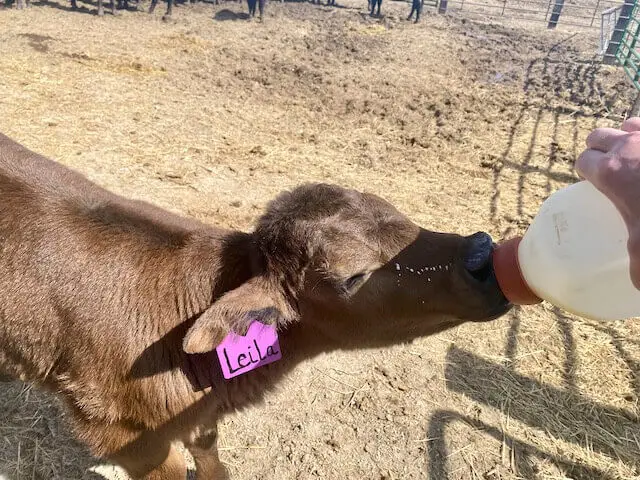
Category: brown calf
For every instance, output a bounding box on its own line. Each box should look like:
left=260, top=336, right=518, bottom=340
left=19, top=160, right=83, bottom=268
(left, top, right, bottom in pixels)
left=0, top=132, right=511, bottom=479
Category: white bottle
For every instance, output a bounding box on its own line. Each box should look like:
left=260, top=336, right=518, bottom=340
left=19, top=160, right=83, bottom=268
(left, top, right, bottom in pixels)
left=492, top=180, right=640, bottom=321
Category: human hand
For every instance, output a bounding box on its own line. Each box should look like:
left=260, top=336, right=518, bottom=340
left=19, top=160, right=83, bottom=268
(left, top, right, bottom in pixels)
left=576, top=117, right=640, bottom=289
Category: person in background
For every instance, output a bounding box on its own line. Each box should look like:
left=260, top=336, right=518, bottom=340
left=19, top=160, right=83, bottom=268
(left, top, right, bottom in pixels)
left=407, top=0, right=424, bottom=22
left=576, top=117, right=640, bottom=289
left=257, top=0, right=265, bottom=20
left=247, top=0, right=264, bottom=20
left=247, top=0, right=257, bottom=17
left=370, top=0, right=381, bottom=17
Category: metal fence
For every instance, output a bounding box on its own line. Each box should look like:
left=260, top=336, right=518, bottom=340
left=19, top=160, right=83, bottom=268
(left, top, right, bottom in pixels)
left=613, top=0, right=640, bottom=89
left=428, top=0, right=640, bottom=98
left=601, top=5, right=623, bottom=53
left=437, top=0, right=624, bottom=29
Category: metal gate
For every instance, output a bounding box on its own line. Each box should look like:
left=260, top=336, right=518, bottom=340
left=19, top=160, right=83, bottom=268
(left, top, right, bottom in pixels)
left=614, top=0, right=640, bottom=89
left=437, top=0, right=624, bottom=29
left=601, top=5, right=623, bottom=53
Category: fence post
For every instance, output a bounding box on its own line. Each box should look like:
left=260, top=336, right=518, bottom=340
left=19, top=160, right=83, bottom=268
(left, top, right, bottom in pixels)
left=548, top=0, right=565, bottom=28
left=438, top=0, right=447, bottom=13
left=591, top=0, right=601, bottom=27
left=631, top=91, right=640, bottom=118
left=604, top=0, right=636, bottom=65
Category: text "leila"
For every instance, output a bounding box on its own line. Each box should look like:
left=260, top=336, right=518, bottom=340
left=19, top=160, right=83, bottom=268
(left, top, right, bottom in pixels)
left=216, top=321, right=282, bottom=380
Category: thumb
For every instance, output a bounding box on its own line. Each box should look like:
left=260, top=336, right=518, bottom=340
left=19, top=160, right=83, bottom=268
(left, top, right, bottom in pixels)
left=575, top=148, right=607, bottom=183
left=629, top=230, right=640, bottom=290
left=631, top=257, right=640, bottom=290
left=622, top=117, right=640, bottom=133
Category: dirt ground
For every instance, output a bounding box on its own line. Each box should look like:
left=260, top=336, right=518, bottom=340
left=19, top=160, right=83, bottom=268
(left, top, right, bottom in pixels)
left=0, top=0, right=639, bottom=478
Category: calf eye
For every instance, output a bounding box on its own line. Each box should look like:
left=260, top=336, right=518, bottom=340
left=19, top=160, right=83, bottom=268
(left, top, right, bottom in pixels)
left=344, top=273, right=368, bottom=291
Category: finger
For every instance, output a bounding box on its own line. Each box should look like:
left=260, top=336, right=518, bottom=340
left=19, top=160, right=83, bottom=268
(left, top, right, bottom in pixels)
left=629, top=231, right=640, bottom=290
left=622, top=117, right=640, bottom=133
left=586, top=127, right=627, bottom=152
left=575, top=148, right=607, bottom=181
left=631, top=256, right=640, bottom=290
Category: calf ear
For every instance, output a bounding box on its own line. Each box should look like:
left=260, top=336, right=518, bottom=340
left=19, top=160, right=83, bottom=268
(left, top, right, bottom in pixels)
left=183, top=277, right=296, bottom=354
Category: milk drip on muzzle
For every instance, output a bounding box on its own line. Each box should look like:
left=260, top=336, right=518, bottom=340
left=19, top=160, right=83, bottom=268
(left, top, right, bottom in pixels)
left=492, top=180, right=640, bottom=321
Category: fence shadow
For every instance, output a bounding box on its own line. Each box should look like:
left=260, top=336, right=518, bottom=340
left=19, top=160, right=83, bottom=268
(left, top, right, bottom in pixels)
left=445, top=344, right=640, bottom=461
left=425, top=340, right=640, bottom=478
left=584, top=320, right=640, bottom=400
left=488, top=33, right=624, bottom=233
left=426, top=408, right=625, bottom=480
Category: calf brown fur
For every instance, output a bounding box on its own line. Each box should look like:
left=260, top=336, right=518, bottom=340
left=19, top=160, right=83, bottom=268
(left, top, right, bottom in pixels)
left=0, top=132, right=511, bottom=479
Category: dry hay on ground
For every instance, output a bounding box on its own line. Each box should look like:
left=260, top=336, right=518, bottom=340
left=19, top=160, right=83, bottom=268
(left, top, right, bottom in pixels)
left=0, top=0, right=639, bottom=478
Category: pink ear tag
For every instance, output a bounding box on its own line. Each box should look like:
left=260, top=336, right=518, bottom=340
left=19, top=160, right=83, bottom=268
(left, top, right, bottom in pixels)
left=216, top=321, right=282, bottom=380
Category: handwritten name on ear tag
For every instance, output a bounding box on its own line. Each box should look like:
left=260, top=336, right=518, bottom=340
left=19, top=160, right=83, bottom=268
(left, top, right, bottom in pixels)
left=216, top=321, right=282, bottom=380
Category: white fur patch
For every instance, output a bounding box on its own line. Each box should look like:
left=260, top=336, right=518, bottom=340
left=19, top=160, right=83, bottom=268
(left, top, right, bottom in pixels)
left=89, top=465, right=131, bottom=480
left=87, top=443, right=194, bottom=479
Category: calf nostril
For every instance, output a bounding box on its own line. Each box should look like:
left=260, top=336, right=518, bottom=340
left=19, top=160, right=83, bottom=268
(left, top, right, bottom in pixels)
left=463, top=232, right=494, bottom=273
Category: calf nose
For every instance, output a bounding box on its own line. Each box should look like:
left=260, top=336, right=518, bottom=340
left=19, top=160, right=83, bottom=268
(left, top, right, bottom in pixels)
left=463, top=232, right=494, bottom=273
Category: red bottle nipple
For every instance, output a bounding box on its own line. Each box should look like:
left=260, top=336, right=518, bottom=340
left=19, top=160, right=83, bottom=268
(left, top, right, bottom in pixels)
left=493, top=237, right=542, bottom=305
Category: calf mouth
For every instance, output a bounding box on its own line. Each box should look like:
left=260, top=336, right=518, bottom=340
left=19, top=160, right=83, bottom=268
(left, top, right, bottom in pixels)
left=463, top=232, right=512, bottom=319
left=463, top=231, right=495, bottom=283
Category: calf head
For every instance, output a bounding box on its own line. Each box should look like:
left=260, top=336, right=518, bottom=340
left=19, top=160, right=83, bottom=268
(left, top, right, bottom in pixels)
left=184, top=183, right=511, bottom=353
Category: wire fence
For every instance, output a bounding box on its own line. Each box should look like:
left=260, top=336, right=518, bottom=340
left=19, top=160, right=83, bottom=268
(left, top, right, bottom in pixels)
left=426, top=0, right=640, bottom=98
left=437, top=0, right=624, bottom=29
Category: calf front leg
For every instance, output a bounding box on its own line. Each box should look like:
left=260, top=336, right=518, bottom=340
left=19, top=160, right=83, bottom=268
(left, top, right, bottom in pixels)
left=110, top=443, right=189, bottom=480
left=138, top=445, right=189, bottom=480
left=72, top=415, right=188, bottom=480
left=187, top=427, right=229, bottom=480
left=109, top=431, right=188, bottom=479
